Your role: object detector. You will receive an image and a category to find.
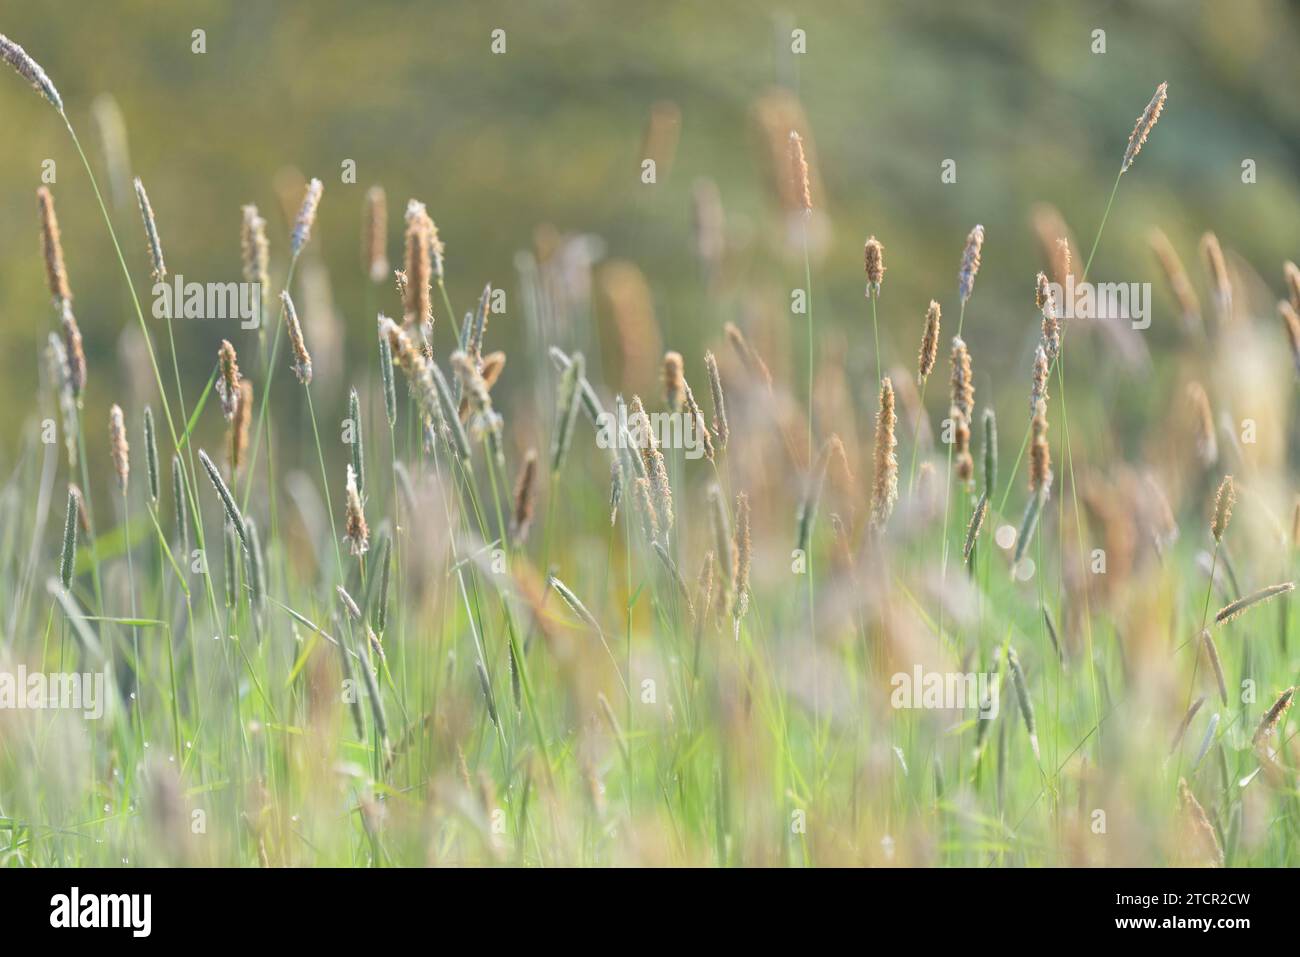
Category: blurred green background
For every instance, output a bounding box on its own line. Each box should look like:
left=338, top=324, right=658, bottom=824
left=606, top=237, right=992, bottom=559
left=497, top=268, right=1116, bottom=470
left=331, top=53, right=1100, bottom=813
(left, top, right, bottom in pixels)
left=1, top=0, right=1298, bottom=470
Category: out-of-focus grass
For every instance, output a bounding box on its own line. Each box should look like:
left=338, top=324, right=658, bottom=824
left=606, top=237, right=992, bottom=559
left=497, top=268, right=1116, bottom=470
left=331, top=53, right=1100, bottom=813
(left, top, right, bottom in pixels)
left=0, top=2, right=1299, bottom=867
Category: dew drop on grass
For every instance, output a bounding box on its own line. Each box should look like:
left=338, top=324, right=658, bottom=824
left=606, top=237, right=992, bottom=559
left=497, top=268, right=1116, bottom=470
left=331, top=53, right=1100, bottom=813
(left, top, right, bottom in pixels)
left=995, top=524, right=1016, bottom=549
left=1014, top=558, right=1035, bottom=582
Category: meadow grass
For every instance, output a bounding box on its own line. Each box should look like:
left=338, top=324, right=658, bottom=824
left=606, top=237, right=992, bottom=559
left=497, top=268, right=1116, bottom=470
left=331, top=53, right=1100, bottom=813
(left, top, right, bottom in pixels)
left=0, top=42, right=1297, bottom=867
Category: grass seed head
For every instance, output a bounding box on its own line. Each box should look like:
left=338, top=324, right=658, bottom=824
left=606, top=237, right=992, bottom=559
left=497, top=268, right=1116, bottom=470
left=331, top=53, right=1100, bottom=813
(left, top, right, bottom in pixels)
left=217, top=339, right=241, bottom=420
left=682, top=376, right=714, bottom=462
left=61, top=306, right=85, bottom=399
left=281, top=290, right=313, bottom=385
left=228, top=379, right=253, bottom=476
left=981, top=407, right=997, bottom=495
left=109, top=404, right=129, bottom=492
left=1037, top=271, right=1060, bottom=361
left=1278, top=300, right=1300, bottom=377
left=1121, top=81, right=1167, bottom=173
left=1149, top=228, right=1200, bottom=329
left=1029, top=399, right=1052, bottom=495
left=1200, top=231, right=1231, bottom=318
left=403, top=199, right=434, bottom=329
left=1211, top=474, right=1234, bottom=543
left=1177, top=777, right=1223, bottom=867
left=704, top=350, right=728, bottom=449
left=37, top=186, right=71, bottom=305
left=731, top=491, right=751, bottom=621
left=870, top=377, right=898, bottom=532
left=0, top=33, right=62, bottom=110
left=662, top=351, right=685, bottom=412
left=344, top=463, right=369, bottom=557
left=863, top=235, right=885, bottom=295
left=291, top=177, right=323, bottom=256
left=918, top=300, right=940, bottom=384
left=511, top=449, right=538, bottom=546
left=958, top=225, right=985, bottom=304
left=950, top=335, right=974, bottom=421
left=788, top=130, right=811, bottom=213
left=59, top=485, right=79, bottom=591
left=1253, top=687, right=1295, bottom=747
left=240, top=204, right=270, bottom=291
left=1285, top=260, right=1300, bottom=313
left=363, top=185, right=389, bottom=283
left=133, top=177, right=166, bottom=282
left=1187, top=381, right=1217, bottom=468
left=1215, top=582, right=1293, bottom=625
left=143, top=405, right=160, bottom=503
left=172, top=454, right=189, bottom=555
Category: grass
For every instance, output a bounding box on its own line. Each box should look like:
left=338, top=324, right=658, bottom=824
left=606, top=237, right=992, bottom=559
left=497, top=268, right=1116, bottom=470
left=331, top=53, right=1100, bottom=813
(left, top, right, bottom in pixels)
left=0, top=39, right=1297, bottom=868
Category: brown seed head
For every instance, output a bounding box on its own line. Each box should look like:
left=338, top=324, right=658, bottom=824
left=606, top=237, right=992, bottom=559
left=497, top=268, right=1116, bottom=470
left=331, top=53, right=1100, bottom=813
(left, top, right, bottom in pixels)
left=788, top=131, right=811, bottom=213
left=631, top=395, right=673, bottom=531
left=950, top=335, right=974, bottom=421
left=1030, top=343, right=1050, bottom=415
left=1285, top=261, right=1300, bottom=314
left=1187, top=382, right=1217, bottom=467
left=1201, top=629, right=1228, bottom=707
left=864, top=236, right=885, bottom=295
left=240, top=204, right=270, bottom=290
left=217, top=340, right=241, bottom=420
left=0, top=33, right=63, bottom=110
left=61, top=306, right=85, bottom=399
left=1053, top=238, right=1072, bottom=288
left=452, top=350, right=494, bottom=419
left=634, top=476, right=660, bottom=543
left=1149, top=229, right=1200, bottom=330
left=344, top=463, right=369, bottom=556
left=363, top=185, right=389, bottom=283
left=1211, top=474, right=1234, bottom=543
left=682, top=377, right=715, bottom=462
left=662, top=351, right=685, bottom=411
left=703, top=351, right=728, bottom=450
left=724, top=321, right=773, bottom=391
left=281, top=291, right=313, bottom=385
left=459, top=351, right=505, bottom=422
left=227, top=380, right=253, bottom=475
left=1253, top=687, right=1295, bottom=748
left=731, top=491, right=751, bottom=620
left=403, top=199, right=433, bottom=329
left=1029, top=399, right=1052, bottom=494
left=291, top=178, right=323, bottom=256
left=958, top=225, right=985, bottom=304
left=109, top=403, right=129, bottom=492
left=1177, top=778, right=1223, bottom=867
left=954, top=409, right=973, bottom=485
left=1121, top=82, right=1168, bottom=173
left=918, top=300, right=941, bottom=384
left=37, top=186, right=71, bottom=305
left=1279, top=301, right=1300, bottom=377
left=1200, top=232, right=1231, bottom=319
left=870, top=377, right=898, bottom=531
left=1037, top=271, right=1061, bottom=361
left=68, top=482, right=90, bottom=535
left=511, top=449, right=538, bottom=547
